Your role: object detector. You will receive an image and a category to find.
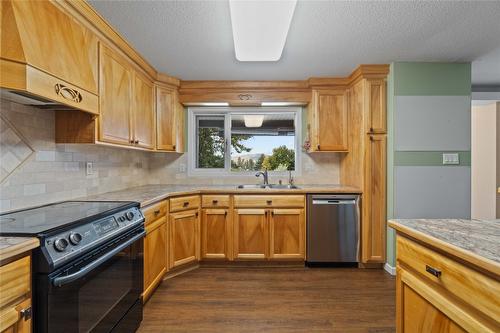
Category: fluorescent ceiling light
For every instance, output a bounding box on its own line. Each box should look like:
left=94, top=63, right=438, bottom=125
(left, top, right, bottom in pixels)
left=244, top=115, right=265, bottom=127
left=198, top=102, right=229, bottom=106
left=261, top=102, right=292, bottom=106
left=229, top=0, right=297, bottom=61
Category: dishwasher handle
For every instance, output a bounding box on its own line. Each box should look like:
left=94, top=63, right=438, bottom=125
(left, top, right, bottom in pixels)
left=312, top=199, right=356, bottom=205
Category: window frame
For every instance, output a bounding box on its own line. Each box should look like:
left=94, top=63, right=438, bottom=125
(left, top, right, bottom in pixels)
left=188, top=106, right=302, bottom=177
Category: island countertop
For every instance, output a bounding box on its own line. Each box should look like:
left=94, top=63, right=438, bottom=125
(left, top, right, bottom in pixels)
left=84, top=184, right=362, bottom=207
left=388, top=218, right=500, bottom=277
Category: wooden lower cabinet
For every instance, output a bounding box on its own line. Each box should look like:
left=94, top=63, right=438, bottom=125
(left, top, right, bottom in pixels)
left=395, top=234, right=500, bottom=333
left=201, top=209, right=230, bottom=260
left=0, top=256, right=32, bottom=333
left=143, top=216, right=167, bottom=302
left=233, top=209, right=268, bottom=260
left=233, top=207, right=306, bottom=261
left=269, top=209, right=305, bottom=260
left=170, top=209, right=200, bottom=268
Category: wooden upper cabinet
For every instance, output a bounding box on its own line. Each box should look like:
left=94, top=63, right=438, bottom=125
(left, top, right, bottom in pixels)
left=233, top=209, right=268, bottom=260
left=362, top=134, right=387, bottom=263
left=201, top=209, right=230, bottom=260
left=132, top=73, right=155, bottom=149
left=365, top=79, right=387, bottom=133
left=98, top=45, right=133, bottom=146
left=156, top=86, right=177, bottom=151
left=269, top=209, right=305, bottom=260
left=169, top=210, right=199, bottom=268
left=310, top=89, right=349, bottom=152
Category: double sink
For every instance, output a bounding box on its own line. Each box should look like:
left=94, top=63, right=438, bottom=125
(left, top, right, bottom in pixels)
left=237, top=184, right=299, bottom=189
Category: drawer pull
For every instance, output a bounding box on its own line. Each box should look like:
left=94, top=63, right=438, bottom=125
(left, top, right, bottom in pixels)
left=212, top=200, right=218, bottom=204
left=54, top=83, right=82, bottom=103
left=266, top=200, right=272, bottom=205
left=154, top=209, right=161, bottom=216
left=425, top=265, right=442, bottom=278
left=183, top=202, right=189, bottom=207
left=20, top=307, right=32, bottom=321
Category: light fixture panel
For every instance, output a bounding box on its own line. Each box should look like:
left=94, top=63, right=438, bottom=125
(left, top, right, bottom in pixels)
left=229, top=0, right=297, bottom=62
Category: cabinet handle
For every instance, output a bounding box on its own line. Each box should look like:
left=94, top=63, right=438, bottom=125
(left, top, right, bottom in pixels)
left=266, top=200, right=272, bottom=205
left=54, top=83, right=82, bottom=103
left=173, top=145, right=176, bottom=150
left=212, top=200, right=218, bottom=204
left=370, top=127, right=374, bottom=133
left=130, top=139, right=134, bottom=143
left=224, top=211, right=228, bottom=216
left=425, top=265, right=442, bottom=278
left=183, top=202, right=189, bottom=207
left=317, top=144, right=320, bottom=150
left=271, top=211, right=274, bottom=216
left=195, top=211, right=199, bottom=217
left=154, top=210, right=160, bottom=216
left=135, top=140, right=139, bottom=144
left=20, top=307, right=32, bottom=321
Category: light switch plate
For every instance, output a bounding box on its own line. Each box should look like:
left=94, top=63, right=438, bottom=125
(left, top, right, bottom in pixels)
left=86, top=162, right=94, bottom=175
left=442, top=153, right=459, bottom=165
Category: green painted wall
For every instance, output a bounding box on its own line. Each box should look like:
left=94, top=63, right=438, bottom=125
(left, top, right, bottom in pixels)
left=386, top=62, right=472, bottom=268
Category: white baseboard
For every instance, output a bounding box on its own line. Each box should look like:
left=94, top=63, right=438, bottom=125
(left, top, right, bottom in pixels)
left=384, top=263, right=396, bottom=276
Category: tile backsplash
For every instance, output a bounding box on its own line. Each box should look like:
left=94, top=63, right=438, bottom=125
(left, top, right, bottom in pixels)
left=0, top=100, right=150, bottom=211
left=0, top=100, right=340, bottom=211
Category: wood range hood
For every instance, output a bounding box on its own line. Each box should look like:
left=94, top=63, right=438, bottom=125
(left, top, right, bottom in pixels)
left=0, top=0, right=99, bottom=114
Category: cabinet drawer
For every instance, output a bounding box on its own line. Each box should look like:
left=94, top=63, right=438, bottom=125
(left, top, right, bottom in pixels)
left=202, top=195, right=230, bottom=208
left=142, top=200, right=168, bottom=226
left=0, top=256, right=30, bottom=309
left=233, top=195, right=304, bottom=208
left=170, top=195, right=200, bottom=213
left=397, top=236, right=500, bottom=323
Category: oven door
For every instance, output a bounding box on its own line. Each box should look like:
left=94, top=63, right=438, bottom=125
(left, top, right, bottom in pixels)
left=39, top=227, right=145, bottom=333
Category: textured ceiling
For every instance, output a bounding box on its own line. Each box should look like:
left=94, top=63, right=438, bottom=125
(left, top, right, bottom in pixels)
left=89, top=0, right=500, bottom=85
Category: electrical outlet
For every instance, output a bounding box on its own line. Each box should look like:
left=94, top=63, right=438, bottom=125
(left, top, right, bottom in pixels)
left=86, top=162, right=94, bottom=175
left=442, top=153, right=459, bottom=165
left=179, top=163, right=186, bottom=173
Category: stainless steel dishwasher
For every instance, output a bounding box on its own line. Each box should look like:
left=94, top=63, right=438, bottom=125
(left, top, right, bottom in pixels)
left=306, top=194, right=360, bottom=263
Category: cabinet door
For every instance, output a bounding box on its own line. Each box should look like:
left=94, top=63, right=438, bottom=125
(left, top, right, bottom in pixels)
left=233, top=209, right=268, bottom=260
left=156, top=86, right=176, bottom=151
left=132, top=73, right=155, bottom=149
left=99, top=45, right=132, bottom=145
left=201, top=209, right=230, bottom=260
left=313, top=89, right=348, bottom=151
left=170, top=210, right=199, bottom=268
left=365, top=79, right=386, bottom=134
left=269, top=209, right=305, bottom=260
left=143, top=217, right=167, bottom=301
left=362, top=134, right=386, bottom=263
left=399, top=281, right=466, bottom=333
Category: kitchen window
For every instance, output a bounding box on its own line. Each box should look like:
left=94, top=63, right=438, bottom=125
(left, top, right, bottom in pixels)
left=188, top=107, right=301, bottom=175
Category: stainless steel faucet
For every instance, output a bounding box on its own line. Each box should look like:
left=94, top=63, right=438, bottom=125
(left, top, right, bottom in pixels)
left=255, top=169, right=269, bottom=186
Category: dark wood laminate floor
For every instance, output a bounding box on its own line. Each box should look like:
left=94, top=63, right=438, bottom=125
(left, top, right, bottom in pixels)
left=138, top=267, right=396, bottom=333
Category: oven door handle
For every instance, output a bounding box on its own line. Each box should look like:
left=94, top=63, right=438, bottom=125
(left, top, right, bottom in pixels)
left=52, top=230, right=145, bottom=287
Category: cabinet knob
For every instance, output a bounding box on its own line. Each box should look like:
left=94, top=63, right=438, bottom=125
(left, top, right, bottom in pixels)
left=135, top=140, right=139, bottom=144
left=130, top=139, right=134, bottom=144
left=370, top=127, right=374, bottom=133
left=266, top=200, right=272, bottom=205
left=20, top=307, right=32, bottom=321
left=195, top=211, right=199, bottom=217
left=212, top=200, right=218, bottom=204
left=317, top=144, right=320, bottom=150
left=173, top=145, right=176, bottom=150
left=154, top=209, right=160, bottom=216
left=183, top=202, right=189, bottom=207
left=425, top=265, right=442, bottom=278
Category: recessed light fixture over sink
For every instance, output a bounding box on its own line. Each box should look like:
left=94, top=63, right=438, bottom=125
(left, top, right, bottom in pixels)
left=229, top=0, right=297, bottom=62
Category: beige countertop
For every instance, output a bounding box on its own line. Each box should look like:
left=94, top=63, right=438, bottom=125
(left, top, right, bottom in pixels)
left=0, top=236, right=39, bottom=264
left=389, top=218, right=500, bottom=276
left=84, top=184, right=362, bottom=207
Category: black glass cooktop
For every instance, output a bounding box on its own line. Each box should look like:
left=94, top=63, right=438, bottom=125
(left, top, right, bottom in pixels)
left=0, top=201, right=138, bottom=236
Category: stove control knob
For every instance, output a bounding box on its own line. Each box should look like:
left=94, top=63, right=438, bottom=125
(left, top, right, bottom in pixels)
left=69, top=232, right=83, bottom=245
left=125, top=211, right=135, bottom=221
left=54, top=238, right=69, bottom=252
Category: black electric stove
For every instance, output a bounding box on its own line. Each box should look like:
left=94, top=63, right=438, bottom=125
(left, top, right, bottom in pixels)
left=0, top=201, right=145, bottom=333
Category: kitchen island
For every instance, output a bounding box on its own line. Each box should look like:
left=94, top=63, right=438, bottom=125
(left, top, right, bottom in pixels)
left=389, top=219, right=499, bottom=333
